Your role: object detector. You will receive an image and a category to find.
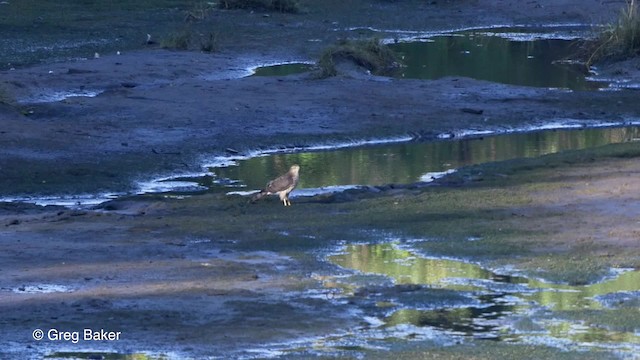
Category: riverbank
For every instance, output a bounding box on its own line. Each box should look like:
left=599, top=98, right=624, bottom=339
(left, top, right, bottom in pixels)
left=0, top=0, right=637, bottom=198
left=1, top=52, right=639, bottom=198
left=2, top=141, right=639, bottom=359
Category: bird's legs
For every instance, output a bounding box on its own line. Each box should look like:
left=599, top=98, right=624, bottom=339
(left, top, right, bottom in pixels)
left=278, top=192, right=293, bottom=206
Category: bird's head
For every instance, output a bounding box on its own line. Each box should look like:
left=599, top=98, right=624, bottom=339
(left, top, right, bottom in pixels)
left=290, top=164, right=300, bottom=174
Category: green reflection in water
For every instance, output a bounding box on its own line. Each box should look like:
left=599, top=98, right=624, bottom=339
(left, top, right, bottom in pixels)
left=329, top=243, right=640, bottom=311
left=525, top=269, right=640, bottom=311
left=327, top=242, right=640, bottom=351
left=330, top=243, right=495, bottom=289
left=390, top=30, right=602, bottom=90
left=202, top=127, right=640, bottom=192
left=252, top=29, right=602, bottom=89
left=251, top=63, right=313, bottom=77
left=543, top=319, right=640, bottom=346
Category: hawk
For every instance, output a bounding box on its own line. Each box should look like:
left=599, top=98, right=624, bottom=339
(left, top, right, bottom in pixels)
left=251, top=165, right=300, bottom=206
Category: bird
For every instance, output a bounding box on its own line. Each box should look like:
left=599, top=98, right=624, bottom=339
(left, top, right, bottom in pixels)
left=251, top=165, right=300, bottom=206
left=145, top=34, right=157, bottom=45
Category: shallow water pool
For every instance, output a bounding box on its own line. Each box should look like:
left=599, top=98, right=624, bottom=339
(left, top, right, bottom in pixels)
left=321, top=241, right=640, bottom=356
left=170, top=125, right=640, bottom=194
left=389, top=27, right=602, bottom=90
left=252, top=27, right=606, bottom=90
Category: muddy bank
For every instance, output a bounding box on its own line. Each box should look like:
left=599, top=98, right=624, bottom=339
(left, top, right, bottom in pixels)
left=0, top=213, right=358, bottom=358
left=0, top=0, right=636, bottom=198
left=0, top=0, right=622, bottom=70
left=2, top=53, right=640, bottom=197
left=2, top=143, right=640, bottom=359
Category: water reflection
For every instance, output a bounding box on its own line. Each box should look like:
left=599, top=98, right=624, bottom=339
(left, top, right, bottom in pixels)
left=327, top=242, right=640, bottom=354
left=187, top=126, right=640, bottom=192
left=254, top=28, right=609, bottom=90
left=251, top=63, right=314, bottom=77
left=385, top=298, right=515, bottom=339
left=389, top=29, right=602, bottom=90
left=249, top=28, right=604, bottom=90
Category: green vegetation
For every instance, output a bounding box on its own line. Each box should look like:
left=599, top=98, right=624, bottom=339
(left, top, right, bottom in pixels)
left=586, top=0, right=640, bottom=65
left=0, top=84, right=15, bottom=107
left=162, top=3, right=220, bottom=52
left=218, top=0, right=300, bottom=13
left=161, top=28, right=219, bottom=52
left=161, top=29, right=193, bottom=50
left=199, top=32, right=220, bottom=53
left=183, top=1, right=215, bottom=22
left=317, top=38, right=401, bottom=78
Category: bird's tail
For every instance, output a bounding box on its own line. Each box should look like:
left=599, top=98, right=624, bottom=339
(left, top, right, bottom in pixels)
left=250, top=191, right=267, bottom=203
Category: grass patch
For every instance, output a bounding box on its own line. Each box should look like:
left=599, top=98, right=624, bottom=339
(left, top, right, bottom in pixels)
left=585, top=0, right=640, bottom=65
left=162, top=3, right=221, bottom=51
left=316, top=38, right=401, bottom=78
left=199, top=31, right=220, bottom=52
left=218, top=0, right=300, bottom=13
left=183, top=1, right=215, bottom=22
left=0, top=83, right=16, bottom=107
left=161, top=28, right=192, bottom=50
left=161, top=27, right=219, bottom=52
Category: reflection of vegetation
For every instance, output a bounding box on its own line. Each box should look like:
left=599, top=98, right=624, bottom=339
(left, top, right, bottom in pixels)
left=252, top=63, right=313, bottom=77
left=561, top=307, right=640, bottom=334
left=541, top=319, right=640, bottom=347
left=329, top=242, right=640, bottom=352
left=527, top=269, right=640, bottom=311
left=317, top=38, right=401, bottom=78
left=329, top=242, right=640, bottom=311
left=585, top=0, right=640, bottom=65
left=390, top=33, right=597, bottom=90
left=212, top=127, right=640, bottom=191
left=387, top=308, right=474, bottom=329
left=218, top=0, right=300, bottom=13
left=330, top=243, right=493, bottom=288
left=330, top=243, right=640, bottom=310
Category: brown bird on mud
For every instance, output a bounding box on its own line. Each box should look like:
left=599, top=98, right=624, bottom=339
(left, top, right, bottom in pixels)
left=251, top=165, right=300, bottom=206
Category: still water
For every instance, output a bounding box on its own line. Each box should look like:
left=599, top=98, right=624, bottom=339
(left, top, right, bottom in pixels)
left=251, top=62, right=314, bottom=77
left=252, top=27, right=604, bottom=90
left=172, top=126, right=640, bottom=193
left=324, top=242, right=640, bottom=355
left=389, top=28, right=601, bottom=90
